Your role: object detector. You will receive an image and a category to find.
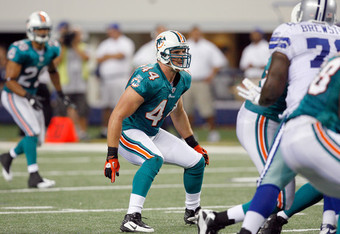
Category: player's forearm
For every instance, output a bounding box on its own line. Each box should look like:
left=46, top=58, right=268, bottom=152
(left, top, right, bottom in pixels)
left=5, top=80, right=27, bottom=97
left=49, top=72, right=63, bottom=92
left=107, top=113, right=124, bottom=148
left=171, top=111, right=193, bottom=139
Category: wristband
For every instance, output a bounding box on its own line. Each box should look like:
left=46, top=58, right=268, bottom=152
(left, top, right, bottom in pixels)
left=57, top=91, right=64, bottom=98
left=184, top=135, right=199, bottom=148
left=107, top=147, right=118, bottom=159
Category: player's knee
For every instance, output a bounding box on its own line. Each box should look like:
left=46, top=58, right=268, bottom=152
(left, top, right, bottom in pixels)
left=187, top=157, right=205, bottom=175
left=143, top=155, right=164, bottom=177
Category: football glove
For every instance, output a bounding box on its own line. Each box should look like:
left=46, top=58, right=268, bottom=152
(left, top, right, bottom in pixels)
left=104, top=156, right=120, bottom=183
left=57, top=91, right=76, bottom=109
left=194, top=145, right=209, bottom=166
left=236, top=78, right=261, bottom=105
left=24, top=93, right=43, bottom=110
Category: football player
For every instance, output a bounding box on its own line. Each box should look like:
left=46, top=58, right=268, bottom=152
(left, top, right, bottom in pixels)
left=0, top=11, right=70, bottom=188
left=198, top=0, right=339, bottom=233
left=103, top=30, right=208, bottom=232
left=237, top=0, right=339, bottom=233
left=280, top=53, right=340, bottom=230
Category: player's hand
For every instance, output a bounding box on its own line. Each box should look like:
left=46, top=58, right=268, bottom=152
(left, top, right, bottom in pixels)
left=57, top=91, right=76, bottom=109
left=104, top=156, right=120, bottom=183
left=194, top=145, right=209, bottom=166
left=24, top=93, right=43, bottom=110
left=236, top=78, right=261, bottom=105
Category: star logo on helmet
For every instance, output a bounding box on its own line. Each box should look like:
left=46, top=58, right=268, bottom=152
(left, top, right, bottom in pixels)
left=156, top=36, right=165, bottom=49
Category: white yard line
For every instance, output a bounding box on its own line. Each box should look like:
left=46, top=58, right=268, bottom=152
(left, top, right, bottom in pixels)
left=0, top=142, right=246, bottom=154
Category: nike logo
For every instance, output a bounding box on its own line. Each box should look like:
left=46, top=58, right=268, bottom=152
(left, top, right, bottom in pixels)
left=126, top=222, right=137, bottom=231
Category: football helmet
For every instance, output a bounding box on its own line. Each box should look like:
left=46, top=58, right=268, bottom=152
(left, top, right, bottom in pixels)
left=296, top=0, right=337, bottom=25
left=26, top=11, right=52, bottom=44
left=155, top=30, right=191, bottom=71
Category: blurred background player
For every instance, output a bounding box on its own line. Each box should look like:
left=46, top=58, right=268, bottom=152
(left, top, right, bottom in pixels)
left=104, top=30, right=208, bottom=232
left=0, top=11, right=71, bottom=188
left=239, top=27, right=270, bottom=84
left=132, top=24, right=167, bottom=68
left=95, top=23, right=135, bottom=138
left=184, top=26, right=227, bottom=142
left=55, top=25, right=90, bottom=141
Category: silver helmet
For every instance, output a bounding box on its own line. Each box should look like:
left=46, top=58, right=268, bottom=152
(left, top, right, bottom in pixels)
left=296, top=0, right=337, bottom=25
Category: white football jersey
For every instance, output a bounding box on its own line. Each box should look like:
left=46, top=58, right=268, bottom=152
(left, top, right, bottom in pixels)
left=269, top=22, right=340, bottom=116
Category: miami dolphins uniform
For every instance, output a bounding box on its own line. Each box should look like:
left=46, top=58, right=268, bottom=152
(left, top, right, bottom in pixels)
left=118, top=63, right=204, bottom=214
left=1, top=39, right=60, bottom=168
left=281, top=54, right=340, bottom=197
left=236, top=57, right=295, bottom=210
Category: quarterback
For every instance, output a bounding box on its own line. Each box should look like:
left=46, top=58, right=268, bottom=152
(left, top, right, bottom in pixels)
left=104, top=30, right=208, bottom=232
left=0, top=11, right=70, bottom=188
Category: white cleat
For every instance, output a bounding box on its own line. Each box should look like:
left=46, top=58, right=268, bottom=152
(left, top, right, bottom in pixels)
left=37, top=178, right=56, bottom=189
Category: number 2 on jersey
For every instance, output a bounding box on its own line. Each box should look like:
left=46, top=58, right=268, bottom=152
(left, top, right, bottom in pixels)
left=146, top=100, right=168, bottom=126
left=307, top=38, right=340, bottom=68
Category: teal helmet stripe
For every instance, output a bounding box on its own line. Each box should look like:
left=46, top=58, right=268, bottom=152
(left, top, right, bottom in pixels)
left=170, top=30, right=184, bottom=42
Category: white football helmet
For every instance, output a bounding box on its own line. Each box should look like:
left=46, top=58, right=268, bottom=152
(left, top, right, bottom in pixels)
left=155, top=30, right=191, bottom=71
left=295, top=0, right=337, bottom=25
left=26, top=11, right=52, bottom=44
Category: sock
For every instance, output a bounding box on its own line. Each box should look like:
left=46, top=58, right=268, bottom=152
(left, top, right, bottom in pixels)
left=127, top=193, right=146, bottom=214
left=9, top=148, right=17, bottom=158
left=242, top=211, right=265, bottom=233
left=284, top=183, right=322, bottom=218
left=131, top=156, right=163, bottom=197
left=23, top=136, right=38, bottom=166
left=185, top=192, right=200, bottom=210
left=248, top=184, right=280, bottom=218
left=228, top=204, right=245, bottom=223
left=215, top=210, right=234, bottom=227
left=183, top=157, right=205, bottom=194
left=27, top=164, right=39, bottom=173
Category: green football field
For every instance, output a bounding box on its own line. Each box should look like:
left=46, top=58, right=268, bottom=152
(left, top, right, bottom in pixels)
left=0, top=125, right=322, bottom=233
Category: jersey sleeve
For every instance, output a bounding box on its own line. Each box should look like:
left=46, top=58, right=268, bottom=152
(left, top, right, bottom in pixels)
left=7, top=43, right=25, bottom=64
left=126, top=69, right=153, bottom=100
left=268, top=23, right=295, bottom=60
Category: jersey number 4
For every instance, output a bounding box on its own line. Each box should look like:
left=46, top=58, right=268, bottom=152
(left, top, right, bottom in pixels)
left=146, top=100, right=168, bottom=126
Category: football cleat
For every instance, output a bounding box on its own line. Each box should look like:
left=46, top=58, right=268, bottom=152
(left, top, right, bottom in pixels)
left=197, top=209, right=225, bottom=234
left=0, top=152, right=13, bottom=181
left=238, top=228, right=252, bottom=234
left=120, top=212, right=154, bottom=233
left=258, top=214, right=288, bottom=234
left=184, top=206, right=201, bottom=225
left=28, top=171, right=56, bottom=188
left=320, top=224, right=337, bottom=234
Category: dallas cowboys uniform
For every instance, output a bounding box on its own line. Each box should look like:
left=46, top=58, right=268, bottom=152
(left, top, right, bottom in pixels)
left=281, top=54, right=340, bottom=198
left=259, top=21, right=340, bottom=188
left=1, top=39, right=60, bottom=144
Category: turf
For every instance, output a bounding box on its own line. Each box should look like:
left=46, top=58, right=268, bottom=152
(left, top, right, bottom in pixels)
left=0, top=125, right=322, bottom=233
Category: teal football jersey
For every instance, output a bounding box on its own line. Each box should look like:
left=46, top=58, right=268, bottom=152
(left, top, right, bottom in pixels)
left=289, top=55, right=340, bottom=133
left=123, top=63, right=191, bottom=136
left=245, top=57, right=287, bottom=122
left=4, top=39, right=60, bottom=94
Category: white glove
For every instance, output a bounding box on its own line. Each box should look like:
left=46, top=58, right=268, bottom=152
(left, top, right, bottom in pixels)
left=237, top=78, right=261, bottom=105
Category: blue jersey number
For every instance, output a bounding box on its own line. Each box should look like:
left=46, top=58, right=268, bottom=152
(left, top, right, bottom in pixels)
left=307, top=38, right=340, bottom=68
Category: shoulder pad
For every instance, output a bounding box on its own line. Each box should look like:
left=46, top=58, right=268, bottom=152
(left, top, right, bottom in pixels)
left=12, top=40, right=29, bottom=51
